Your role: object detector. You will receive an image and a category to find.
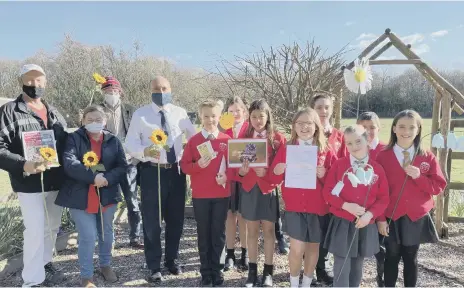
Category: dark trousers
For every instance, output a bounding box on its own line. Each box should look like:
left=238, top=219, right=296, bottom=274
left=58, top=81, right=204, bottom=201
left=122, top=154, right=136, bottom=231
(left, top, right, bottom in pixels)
left=275, top=188, right=284, bottom=240
left=119, top=164, right=141, bottom=241
left=375, top=234, right=386, bottom=278
left=140, top=163, right=187, bottom=271
left=316, top=214, right=331, bottom=275
left=193, top=197, right=229, bottom=277
left=384, top=241, right=420, bottom=287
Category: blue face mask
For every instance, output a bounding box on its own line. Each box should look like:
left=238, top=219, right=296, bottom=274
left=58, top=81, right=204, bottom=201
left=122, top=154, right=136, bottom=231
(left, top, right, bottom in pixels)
left=152, top=92, right=172, bottom=107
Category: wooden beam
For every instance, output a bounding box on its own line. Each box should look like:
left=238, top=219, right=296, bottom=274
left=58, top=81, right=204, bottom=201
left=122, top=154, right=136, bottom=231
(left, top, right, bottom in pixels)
left=334, top=88, right=342, bottom=129
left=436, top=91, right=452, bottom=237
left=388, top=32, right=464, bottom=109
left=453, top=103, right=464, bottom=115
left=448, top=182, right=464, bottom=190
left=344, top=32, right=389, bottom=71
left=430, top=90, right=442, bottom=156
left=444, top=151, right=452, bottom=224
left=451, top=119, right=464, bottom=128
left=369, top=59, right=423, bottom=65
left=451, top=152, right=464, bottom=160
left=369, top=42, right=393, bottom=60
left=448, top=216, right=464, bottom=223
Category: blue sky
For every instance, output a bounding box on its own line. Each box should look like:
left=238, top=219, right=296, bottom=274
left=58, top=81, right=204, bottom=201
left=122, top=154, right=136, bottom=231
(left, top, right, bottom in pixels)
left=1, top=1, right=464, bottom=74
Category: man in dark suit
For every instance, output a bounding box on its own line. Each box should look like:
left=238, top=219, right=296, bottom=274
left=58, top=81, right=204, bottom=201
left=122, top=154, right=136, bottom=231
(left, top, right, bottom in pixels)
left=99, top=76, right=143, bottom=248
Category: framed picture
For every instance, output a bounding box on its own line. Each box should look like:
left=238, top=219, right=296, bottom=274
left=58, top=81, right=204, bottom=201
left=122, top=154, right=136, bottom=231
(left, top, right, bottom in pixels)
left=228, top=138, right=268, bottom=168
left=21, top=130, right=60, bottom=168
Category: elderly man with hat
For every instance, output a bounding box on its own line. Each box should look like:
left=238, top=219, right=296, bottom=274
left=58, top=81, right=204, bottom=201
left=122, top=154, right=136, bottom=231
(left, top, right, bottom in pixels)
left=99, top=76, right=143, bottom=248
left=0, top=64, right=67, bottom=286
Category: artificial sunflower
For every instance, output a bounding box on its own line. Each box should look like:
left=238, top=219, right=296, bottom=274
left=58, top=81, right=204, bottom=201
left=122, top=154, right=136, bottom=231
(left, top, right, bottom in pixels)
left=39, top=147, right=57, bottom=162
left=219, top=112, right=235, bottom=130
left=83, top=151, right=99, bottom=168
left=150, top=129, right=168, bottom=146
left=93, top=73, right=106, bottom=84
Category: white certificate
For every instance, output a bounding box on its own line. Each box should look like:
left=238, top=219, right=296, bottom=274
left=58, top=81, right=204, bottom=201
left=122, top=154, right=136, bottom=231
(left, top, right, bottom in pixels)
left=285, top=145, right=318, bottom=189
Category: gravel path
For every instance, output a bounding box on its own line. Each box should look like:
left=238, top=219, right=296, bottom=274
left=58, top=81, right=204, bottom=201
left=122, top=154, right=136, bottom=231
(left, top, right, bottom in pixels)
left=2, top=218, right=464, bottom=287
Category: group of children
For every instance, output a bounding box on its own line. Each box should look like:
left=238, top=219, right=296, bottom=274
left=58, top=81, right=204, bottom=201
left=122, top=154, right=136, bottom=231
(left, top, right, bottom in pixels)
left=179, top=94, right=447, bottom=288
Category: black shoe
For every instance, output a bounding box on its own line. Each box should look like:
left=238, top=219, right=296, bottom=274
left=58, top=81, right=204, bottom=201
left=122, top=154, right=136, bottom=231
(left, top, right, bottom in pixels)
left=165, top=260, right=183, bottom=275
left=129, top=239, right=144, bottom=249
left=376, top=275, right=385, bottom=287
left=261, top=264, right=273, bottom=287
left=43, top=263, right=65, bottom=286
left=212, top=271, right=225, bottom=287
left=224, top=255, right=235, bottom=271
left=245, top=263, right=258, bottom=287
left=147, top=270, right=163, bottom=283
left=237, top=255, right=249, bottom=271
left=277, top=237, right=289, bottom=255
left=201, top=275, right=213, bottom=287
left=316, top=269, right=333, bottom=286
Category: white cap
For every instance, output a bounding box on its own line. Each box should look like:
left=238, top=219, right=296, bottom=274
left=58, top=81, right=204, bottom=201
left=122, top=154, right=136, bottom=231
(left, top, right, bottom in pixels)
left=19, top=64, right=46, bottom=77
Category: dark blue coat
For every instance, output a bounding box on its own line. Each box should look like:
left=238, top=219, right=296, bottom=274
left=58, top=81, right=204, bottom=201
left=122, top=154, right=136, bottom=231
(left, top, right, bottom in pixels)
left=55, top=127, right=127, bottom=210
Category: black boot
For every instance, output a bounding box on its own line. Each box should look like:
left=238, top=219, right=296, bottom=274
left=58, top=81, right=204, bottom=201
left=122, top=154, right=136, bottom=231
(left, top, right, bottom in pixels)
left=245, top=263, right=258, bottom=287
left=376, top=257, right=385, bottom=287
left=316, top=267, right=333, bottom=286
left=261, top=264, right=273, bottom=287
left=238, top=247, right=249, bottom=271
left=224, top=249, right=236, bottom=271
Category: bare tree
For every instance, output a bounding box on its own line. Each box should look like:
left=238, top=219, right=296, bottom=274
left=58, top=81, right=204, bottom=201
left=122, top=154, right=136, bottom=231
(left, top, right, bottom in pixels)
left=217, top=40, right=348, bottom=132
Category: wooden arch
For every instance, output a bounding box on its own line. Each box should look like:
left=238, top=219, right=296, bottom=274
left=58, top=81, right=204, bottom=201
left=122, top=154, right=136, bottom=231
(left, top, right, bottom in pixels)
left=334, top=28, right=464, bottom=238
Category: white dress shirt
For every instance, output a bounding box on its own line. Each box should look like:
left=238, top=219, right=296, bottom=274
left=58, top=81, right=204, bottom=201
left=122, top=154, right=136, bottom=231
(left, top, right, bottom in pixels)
left=125, top=102, right=196, bottom=164
left=201, top=128, right=219, bottom=139
left=369, top=138, right=379, bottom=150
left=393, top=143, right=415, bottom=167
left=233, top=121, right=244, bottom=138
left=350, top=154, right=369, bottom=168
left=298, top=138, right=313, bottom=146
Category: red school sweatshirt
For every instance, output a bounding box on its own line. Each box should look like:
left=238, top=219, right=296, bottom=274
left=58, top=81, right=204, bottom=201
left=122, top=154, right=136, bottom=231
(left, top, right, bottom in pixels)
left=224, top=121, right=249, bottom=139
left=180, top=131, right=232, bottom=199
left=376, top=149, right=447, bottom=222
left=322, top=156, right=389, bottom=223
left=268, top=143, right=338, bottom=215
left=327, top=128, right=348, bottom=159
left=370, top=142, right=387, bottom=160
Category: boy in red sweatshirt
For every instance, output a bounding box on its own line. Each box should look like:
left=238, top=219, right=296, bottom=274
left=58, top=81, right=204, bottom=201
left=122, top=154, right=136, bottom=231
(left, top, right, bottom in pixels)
left=180, top=99, right=231, bottom=287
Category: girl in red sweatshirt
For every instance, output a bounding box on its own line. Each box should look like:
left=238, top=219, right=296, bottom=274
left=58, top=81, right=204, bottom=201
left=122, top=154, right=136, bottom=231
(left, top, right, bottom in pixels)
left=322, top=125, right=389, bottom=288
left=237, top=99, right=286, bottom=287
left=309, top=93, right=347, bottom=285
left=180, top=99, right=232, bottom=287
left=356, top=111, right=387, bottom=287
left=375, top=110, right=447, bottom=288
left=223, top=96, right=249, bottom=271
left=268, top=108, right=337, bottom=287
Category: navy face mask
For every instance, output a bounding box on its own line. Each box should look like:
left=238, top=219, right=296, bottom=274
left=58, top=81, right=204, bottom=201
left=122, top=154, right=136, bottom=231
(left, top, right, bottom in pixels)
left=22, top=85, right=45, bottom=99
left=151, top=92, right=172, bottom=107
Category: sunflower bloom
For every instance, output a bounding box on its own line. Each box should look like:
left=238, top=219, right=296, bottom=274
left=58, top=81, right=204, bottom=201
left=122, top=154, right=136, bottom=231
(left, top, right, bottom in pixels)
left=93, top=73, right=106, bottom=84
left=219, top=112, right=235, bottom=130
left=150, top=129, right=168, bottom=146
left=83, top=151, right=99, bottom=168
left=39, top=147, right=57, bottom=162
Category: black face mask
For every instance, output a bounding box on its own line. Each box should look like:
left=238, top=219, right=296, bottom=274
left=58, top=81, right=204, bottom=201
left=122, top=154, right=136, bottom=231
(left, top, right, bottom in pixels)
left=22, top=85, right=45, bottom=99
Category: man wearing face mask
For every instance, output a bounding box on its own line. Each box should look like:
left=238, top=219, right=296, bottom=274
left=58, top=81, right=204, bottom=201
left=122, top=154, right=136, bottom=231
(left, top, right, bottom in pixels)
left=99, top=76, right=143, bottom=249
left=0, top=64, right=67, bottom=287
left=125, top=76, right=196, bottom=283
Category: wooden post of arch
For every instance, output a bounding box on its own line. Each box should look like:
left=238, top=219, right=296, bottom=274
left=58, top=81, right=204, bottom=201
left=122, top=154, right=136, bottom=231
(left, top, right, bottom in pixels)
left=430, top=90, right=442, bottom=156
left=436, top=90, right=451, bottom=238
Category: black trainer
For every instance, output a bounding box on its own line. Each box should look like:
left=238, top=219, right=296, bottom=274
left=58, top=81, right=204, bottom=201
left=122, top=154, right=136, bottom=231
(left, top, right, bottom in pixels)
left=43, top=263, right=65, bottom=286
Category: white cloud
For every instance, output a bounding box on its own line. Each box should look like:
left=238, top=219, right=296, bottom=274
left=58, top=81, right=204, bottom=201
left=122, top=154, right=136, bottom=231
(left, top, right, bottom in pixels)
left=430, top=30, right=449, bottom=38
left=411, top=43, right=430, bottom=55
left=356, top=33, right=376, bottom=40
left=400, top=33, right=424, bottom=45
left=457, top=24, right=464, bottom=29
left=345, top=21, right=355, bottom=26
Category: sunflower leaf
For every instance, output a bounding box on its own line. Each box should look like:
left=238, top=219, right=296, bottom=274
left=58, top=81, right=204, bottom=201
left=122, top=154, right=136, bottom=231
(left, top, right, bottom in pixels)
left=91, top=164, right=106, bottom=173
left=163, top=145, right=170, bottom=152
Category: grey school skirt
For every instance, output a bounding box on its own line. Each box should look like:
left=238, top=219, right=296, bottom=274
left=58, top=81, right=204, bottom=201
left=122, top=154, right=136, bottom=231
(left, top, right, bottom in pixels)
left=323, top=216, right=379, bottom=258
left=283, top=212, right=330, bottom=243
left=239, top=184, right=278, bottom=222
left=386, top=213, right=439, bottom=246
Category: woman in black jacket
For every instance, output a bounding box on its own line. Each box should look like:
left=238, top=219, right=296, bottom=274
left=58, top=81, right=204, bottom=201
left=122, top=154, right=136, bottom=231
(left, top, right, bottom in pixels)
left=55, top=105, right=127, bottom=287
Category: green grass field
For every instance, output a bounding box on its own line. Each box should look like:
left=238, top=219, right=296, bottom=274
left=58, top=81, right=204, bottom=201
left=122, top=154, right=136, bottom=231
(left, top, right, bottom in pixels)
left=1, top=118, right=463, bottom=212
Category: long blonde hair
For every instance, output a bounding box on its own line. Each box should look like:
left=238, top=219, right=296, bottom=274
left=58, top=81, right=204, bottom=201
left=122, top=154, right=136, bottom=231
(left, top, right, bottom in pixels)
left=289, top=108, right=328, bottom=152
